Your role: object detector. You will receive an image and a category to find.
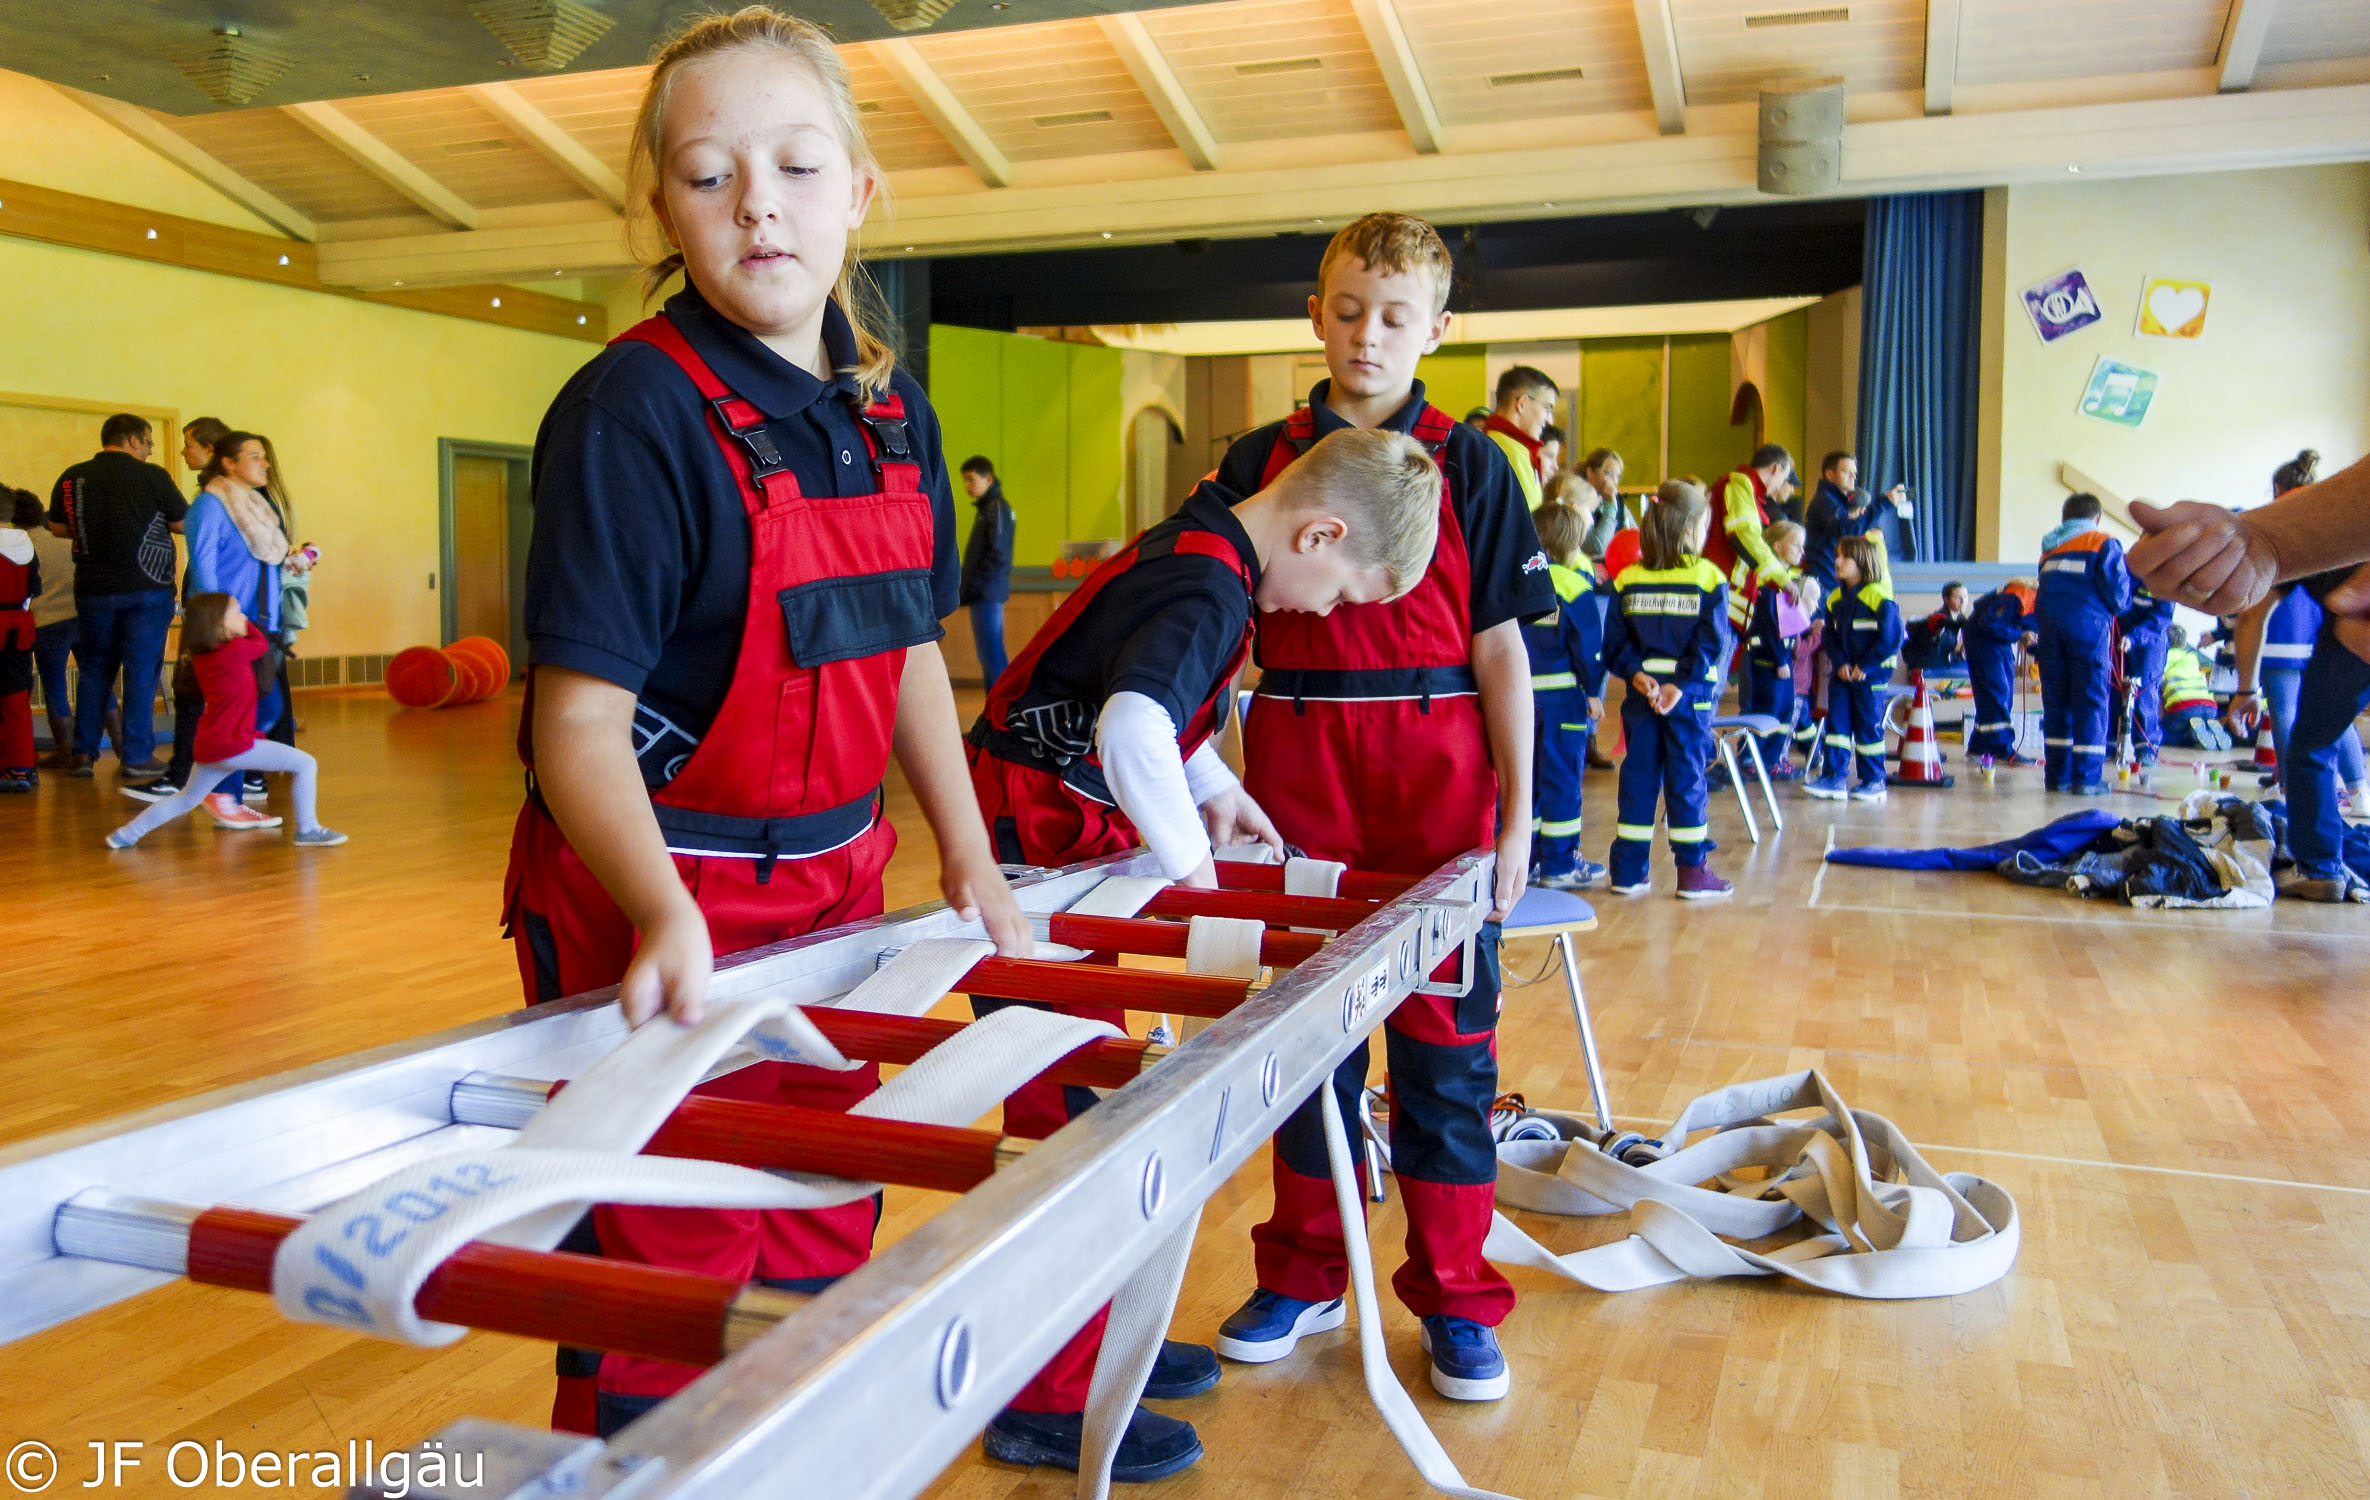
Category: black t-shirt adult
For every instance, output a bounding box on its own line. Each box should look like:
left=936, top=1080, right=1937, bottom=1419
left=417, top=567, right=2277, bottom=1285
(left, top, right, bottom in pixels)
left=994, top=483, right=1258, bottom=762
left=526, top=287, right=960, bottom=790
left=48, top=449, right=188, bottom=598
left=1215, top=379, right=1553, bottom=634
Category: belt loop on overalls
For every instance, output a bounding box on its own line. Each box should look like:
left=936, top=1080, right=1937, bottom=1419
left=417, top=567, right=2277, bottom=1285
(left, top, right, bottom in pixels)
left=1418, top=669, right=1433, bottom=716
left=1292, top=678, right=1306, bottom=717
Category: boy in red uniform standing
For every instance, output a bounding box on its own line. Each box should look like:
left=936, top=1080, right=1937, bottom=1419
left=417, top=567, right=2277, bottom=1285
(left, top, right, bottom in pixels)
left=965, top=427, right=1443, bottom=1480
left=1208, top=213, right=1551, bottom=1402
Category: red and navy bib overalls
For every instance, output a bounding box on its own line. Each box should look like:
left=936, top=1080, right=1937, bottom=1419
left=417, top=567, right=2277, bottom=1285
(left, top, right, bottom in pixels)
left=502, top=314, right=939, bottom=1422
left=960, top=520, right=1253, bottom=1412
left=1243, top=402, right=1515, bottom=1328
left=0, top=550, right=33, bottom=773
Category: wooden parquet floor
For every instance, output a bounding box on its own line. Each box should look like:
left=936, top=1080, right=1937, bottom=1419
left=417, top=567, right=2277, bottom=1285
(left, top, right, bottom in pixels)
left=7, top=687, right=2370, bottom=1498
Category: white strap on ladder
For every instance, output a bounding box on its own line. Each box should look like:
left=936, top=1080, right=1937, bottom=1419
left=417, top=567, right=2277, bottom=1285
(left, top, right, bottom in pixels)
left=1284, top=857, right=1346, bottom=898
left=1486, top=1070, right=2020, bottom=1298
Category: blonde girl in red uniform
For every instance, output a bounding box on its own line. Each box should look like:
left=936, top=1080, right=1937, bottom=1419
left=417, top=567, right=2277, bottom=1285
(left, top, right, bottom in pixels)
left=503, top=6, right=1029, bottom=1436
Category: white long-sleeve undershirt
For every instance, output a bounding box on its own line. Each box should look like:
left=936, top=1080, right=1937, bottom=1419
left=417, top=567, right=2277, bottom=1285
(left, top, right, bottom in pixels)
left=1096, top=691, right=1237, bottom=878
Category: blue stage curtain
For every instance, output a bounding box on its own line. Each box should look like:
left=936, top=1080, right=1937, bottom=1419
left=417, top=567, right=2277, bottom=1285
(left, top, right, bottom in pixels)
left=1857, top=191, right=1983, bottom=561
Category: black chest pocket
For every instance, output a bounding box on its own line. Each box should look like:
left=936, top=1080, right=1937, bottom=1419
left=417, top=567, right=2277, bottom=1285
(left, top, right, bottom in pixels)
left=778, top=568, right=943, bottom=668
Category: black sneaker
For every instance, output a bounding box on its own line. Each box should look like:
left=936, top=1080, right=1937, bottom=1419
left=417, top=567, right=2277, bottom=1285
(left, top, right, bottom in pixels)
left=122, top=778, right=183, bottom=803
left=1142, top=1340, right=1220, bottom=1399
left=982, top=1406, right=1202, bottom=1482
left=244, top=772, right=268, bottom=800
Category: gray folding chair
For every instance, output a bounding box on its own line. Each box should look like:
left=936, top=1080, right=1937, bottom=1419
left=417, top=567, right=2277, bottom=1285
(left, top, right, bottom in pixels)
left=1709, top=713, right=1785, bottom=842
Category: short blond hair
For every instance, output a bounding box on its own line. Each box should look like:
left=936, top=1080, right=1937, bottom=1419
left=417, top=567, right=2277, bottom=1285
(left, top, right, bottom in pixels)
left=1317, top=213, right=1454, bottom=316
left=1278, top=428, right=1442, bottom=599
left=1542, top=471, right=1595, bottom=510
left=1763, top=519, right=1805, bottom=551
left=1533, top=499, right=1587, bottom=565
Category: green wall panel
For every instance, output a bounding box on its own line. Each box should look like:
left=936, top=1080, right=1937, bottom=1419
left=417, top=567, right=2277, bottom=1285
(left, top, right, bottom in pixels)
left=1578, top=338, right=1664, bottom=488
left=1761, top=309, right=1808, bottom=475
left=997, top=334, right=1072, bottom=567
left=1666, top=332, right=1750, bottom=487
left=927, top=324, right=1004, bottom=560
left=1415, top=343, right=1487, bottom=419
left=1065, top=341, right=1126, bottom=545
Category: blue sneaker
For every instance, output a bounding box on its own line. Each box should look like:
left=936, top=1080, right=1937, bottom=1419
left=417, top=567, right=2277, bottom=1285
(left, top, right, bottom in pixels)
left=1214, top=1289, right=1345, bottom=1363
left=982, top=1405, right=1202, bottom=1481
left=1849, top=780, right=1888, bottom=802
left=1803, top=774, right=1850, bottom=801
left=1538, top=859, right=1605, bottom=891
left=1418, top=1315, right=1510, bottom=1401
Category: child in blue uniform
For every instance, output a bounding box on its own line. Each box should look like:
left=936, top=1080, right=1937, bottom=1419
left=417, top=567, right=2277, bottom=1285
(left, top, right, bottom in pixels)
left=1805, top=535, right=1903, bottom=802
left=1522, top=499, right=1605, bottom=889
left=1741, top=519, right=1809, bottom=778
left=1603, top=481, right=1731, bottom=899
left=2118, top=582, right=2174, bottom=765
left=2035, top=493, right=2131, bottom=793
left=1964, top=580, right=2035, bottom=763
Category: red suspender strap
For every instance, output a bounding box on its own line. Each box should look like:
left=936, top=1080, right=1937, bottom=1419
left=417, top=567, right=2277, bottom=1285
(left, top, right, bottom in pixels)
left=1258, top=406, right=1320, bottom=488
left=1411, top=403, right=1456, bottom=451
left=614, top=314, right=923, bottom=508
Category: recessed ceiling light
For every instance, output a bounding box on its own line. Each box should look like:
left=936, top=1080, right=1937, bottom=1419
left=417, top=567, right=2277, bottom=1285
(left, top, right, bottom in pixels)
left=277, top=254, right=289, bottom=265
left=1100, top=231, right=1112, bottom=238
left=145, top=228, right=157, bottom=239
left=393, top=279, right=404, bottom=286
left=2068, top=163, right=2082, bottom=173
left=904, top=244, right=915, bottom=252
left=491, top=297, right=503, bottom=307
left=576, top=315, right=587, bottom=324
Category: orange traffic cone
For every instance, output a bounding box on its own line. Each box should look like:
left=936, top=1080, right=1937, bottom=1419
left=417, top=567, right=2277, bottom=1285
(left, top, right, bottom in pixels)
left=1894, top=671, right=1955, bottom=789
left=2253, top=714, right=2280, bottom=773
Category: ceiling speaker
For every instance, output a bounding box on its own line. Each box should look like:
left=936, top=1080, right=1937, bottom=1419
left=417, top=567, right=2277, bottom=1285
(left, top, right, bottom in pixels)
left=170, top=27, right=293, bottom=106
left=865, top=0, right=962, bottom=30
left=470, top=0, right=615, bottom=71
left=1758, top=76, right=1844, bottom=195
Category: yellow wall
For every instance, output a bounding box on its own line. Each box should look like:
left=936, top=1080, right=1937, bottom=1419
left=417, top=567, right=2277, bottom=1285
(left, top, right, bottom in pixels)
left=0, top=236, right=593, bottom=659
left=1987, top=163, right=2370, bottom=561
left=0, top=82, right=600, bottom=660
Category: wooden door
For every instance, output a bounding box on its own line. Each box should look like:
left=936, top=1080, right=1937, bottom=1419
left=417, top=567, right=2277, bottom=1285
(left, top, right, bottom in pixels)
left=451, top=456, right=511, bottom=647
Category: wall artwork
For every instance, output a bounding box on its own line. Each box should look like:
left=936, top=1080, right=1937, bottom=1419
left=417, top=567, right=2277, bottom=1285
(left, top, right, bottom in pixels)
left=2078, top=357, right=2160, bottom=428
left=2020, top=267, right=2104, bottom=343
left=2136, top=276, right=2213, bottom=340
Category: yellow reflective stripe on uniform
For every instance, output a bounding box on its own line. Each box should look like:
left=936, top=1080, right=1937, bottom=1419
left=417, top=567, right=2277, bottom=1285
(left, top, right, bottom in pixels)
left=1825, top=733, right=1851, bottom=747
left=1613, top=558, right=1723, bottom=591
left=1855, top=739, right=1887, bottom=754
left=1667, top=824, right=1709, bottom=843
left=1614, top=823, right=1657, bottom=841
left=1641, top=656, right=1678, bottom=672
left=1539, top=816, right=1584, bottom=838
left=1531, top=672, right=1578, bottom=689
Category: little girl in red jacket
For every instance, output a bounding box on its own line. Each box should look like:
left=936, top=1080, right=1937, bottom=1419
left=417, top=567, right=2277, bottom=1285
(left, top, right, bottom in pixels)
left=108, top=593, right=345, bottom=849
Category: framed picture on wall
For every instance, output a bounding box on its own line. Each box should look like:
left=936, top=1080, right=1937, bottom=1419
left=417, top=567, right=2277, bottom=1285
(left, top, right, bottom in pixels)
left=2078, top=357, right=2161, bottom=428
left=2020, top=267, right=2103, bottom=344
left=2135, top=276, right=2212, bottom=340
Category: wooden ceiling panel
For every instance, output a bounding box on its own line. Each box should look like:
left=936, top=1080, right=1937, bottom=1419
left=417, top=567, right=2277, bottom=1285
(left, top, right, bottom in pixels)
left=910, top=21, right=1177, bottom=161
left=488, top=69, right=644, bottom=179
left=333, top=89, right=596, bottom=208
left=1955, top=0, right=2227, bottom=84
left=164, top=106, right=436, bottom=224
left=1140, top=0, right=1404, bottom=144
left=1394, top=0, right=1654, bottom=125
left=842, top=47, right=969, bottom=172
left=2259, top=0, right=2370, bottom=67
left=1672, top=0, right=1926, bottom=104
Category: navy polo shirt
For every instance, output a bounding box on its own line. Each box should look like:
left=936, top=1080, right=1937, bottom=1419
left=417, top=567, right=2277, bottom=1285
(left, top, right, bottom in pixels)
left=526, top=286, right=959, bottom=788
left=996, top=483, right=1259, bottom=761
left=1216, top=379, right=1553, bottom=635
